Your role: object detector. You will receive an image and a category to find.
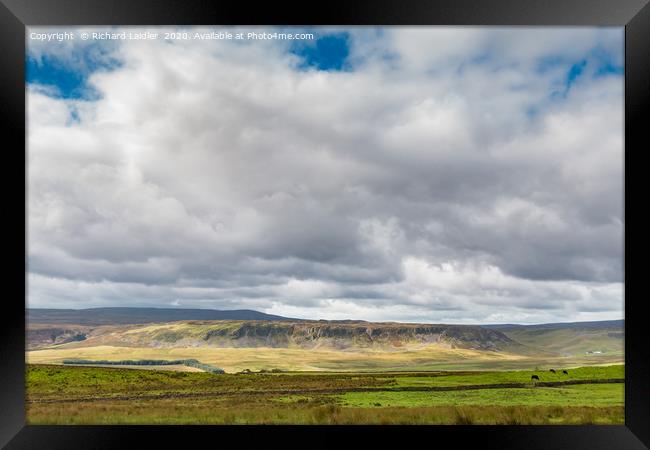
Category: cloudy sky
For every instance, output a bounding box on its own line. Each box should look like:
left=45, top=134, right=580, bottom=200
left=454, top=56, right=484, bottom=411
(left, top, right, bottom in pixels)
left=26, top=27, right=624, bottom=324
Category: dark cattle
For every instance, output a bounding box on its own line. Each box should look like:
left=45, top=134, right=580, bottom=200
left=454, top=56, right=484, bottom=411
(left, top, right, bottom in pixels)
left=549, top=369, right=556, bottom=373
left=531, top=375, right=539, bottom=381
left=562, top=370, right=568, bottom=375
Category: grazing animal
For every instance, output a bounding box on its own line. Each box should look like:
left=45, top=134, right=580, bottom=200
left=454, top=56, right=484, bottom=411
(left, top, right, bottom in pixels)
left=531, top=375, right=540, bottom=381
left=562, top=370, right=568, bottom=375
left=549, top=369, right=556, bottom=373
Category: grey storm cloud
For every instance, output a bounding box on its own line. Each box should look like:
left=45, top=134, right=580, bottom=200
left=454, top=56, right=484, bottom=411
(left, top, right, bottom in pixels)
left=27, top=26, right=624, bottom=324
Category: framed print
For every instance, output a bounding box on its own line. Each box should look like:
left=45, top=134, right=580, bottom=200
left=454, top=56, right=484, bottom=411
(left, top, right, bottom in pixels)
left=1, top=0, right=648, bottom=448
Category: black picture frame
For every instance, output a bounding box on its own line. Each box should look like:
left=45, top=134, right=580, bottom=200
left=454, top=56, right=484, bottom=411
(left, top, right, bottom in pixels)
left=1, top=0, right=647, bottom=448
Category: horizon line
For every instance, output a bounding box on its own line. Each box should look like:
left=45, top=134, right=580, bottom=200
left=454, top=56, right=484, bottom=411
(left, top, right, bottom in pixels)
left=25, top=306, right=624, bottom=327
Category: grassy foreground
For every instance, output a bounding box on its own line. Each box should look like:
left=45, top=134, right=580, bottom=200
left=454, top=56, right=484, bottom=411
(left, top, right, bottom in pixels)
left=26, top=364, right=624, bottom=425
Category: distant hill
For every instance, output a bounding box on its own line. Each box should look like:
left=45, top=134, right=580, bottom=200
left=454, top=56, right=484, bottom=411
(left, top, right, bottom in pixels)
left=483, top=320, right=624, bottom=331
left=27, top=307, right=296, bottom=325
left=26, top=308, right=623, bottom=357
left=483, top=320, right=624, bottom=358
left=27, top=319, right=520, bottom=352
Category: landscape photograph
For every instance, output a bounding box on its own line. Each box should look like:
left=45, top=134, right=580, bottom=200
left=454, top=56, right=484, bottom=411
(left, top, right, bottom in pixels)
left=26, top=26, right=624, bottom=425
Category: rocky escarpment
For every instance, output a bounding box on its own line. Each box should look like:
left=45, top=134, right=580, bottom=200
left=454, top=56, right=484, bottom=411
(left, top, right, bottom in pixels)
left=27, top=326, right=89, bottom=349
left=27, top=320, right=519, bottom=351
left=180, top=320, right=518, bottom=351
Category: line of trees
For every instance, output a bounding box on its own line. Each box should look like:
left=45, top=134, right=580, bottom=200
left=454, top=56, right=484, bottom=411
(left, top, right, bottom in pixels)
left=62, top=358, right=225, bottom=374
left=181, top=359, right=225, bottom=374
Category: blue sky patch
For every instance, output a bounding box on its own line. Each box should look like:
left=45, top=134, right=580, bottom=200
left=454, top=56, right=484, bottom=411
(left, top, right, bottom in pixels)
left=566, top=60, right=587, bottom=88
left=27, top=55, right=89, bottom=99
left=536, top=55, right=567, bottom=74
left=291, top=33, right=350, bottom=71
left=590, top=46, right=623, bottom=78
left=537, top=43, right=623, bottom=97
left=26, top=43, right=120, bottom=99
left=538, top=47, right=622, bottom=103
left=595, top=62, right=623, bottom=77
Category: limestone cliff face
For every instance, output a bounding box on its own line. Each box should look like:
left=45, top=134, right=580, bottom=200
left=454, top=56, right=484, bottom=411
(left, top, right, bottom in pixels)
left=196, top=321, right=517, bottom=350
left=26, top=326, right=90, bottom=349
left=27, top=320, right=519, bottom=351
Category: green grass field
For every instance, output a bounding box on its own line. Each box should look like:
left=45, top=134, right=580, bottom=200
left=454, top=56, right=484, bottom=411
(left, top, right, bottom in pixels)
left=338, top=384, right=623, bottom=408
left=26, top=363, right=624, bottom=425
left=389, top=364, right=623, bottom=387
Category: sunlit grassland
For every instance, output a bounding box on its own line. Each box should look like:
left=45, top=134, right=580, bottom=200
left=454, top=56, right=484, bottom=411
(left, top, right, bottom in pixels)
left=26, top=364, right=624, bottom=425
left=337, top=384, right=624, bottom=408
left=26, top=343, right=622, bottom=373
left=389, top=364, right=623, bottom=387
left=26, top=344, right=526, bottom=373
left=25, top=365, right=390, bottom=400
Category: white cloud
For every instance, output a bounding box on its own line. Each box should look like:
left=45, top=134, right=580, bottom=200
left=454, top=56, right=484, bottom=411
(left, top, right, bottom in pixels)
left=26, top=26, right=624, bottom=324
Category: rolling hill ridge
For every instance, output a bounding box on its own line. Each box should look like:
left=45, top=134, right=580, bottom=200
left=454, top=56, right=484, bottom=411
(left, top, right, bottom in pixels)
left=26, top=308, right=624, bottom=361
left=28, top=320, right=520, bottom=352
left=27, top=307, right=295, bottom=325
